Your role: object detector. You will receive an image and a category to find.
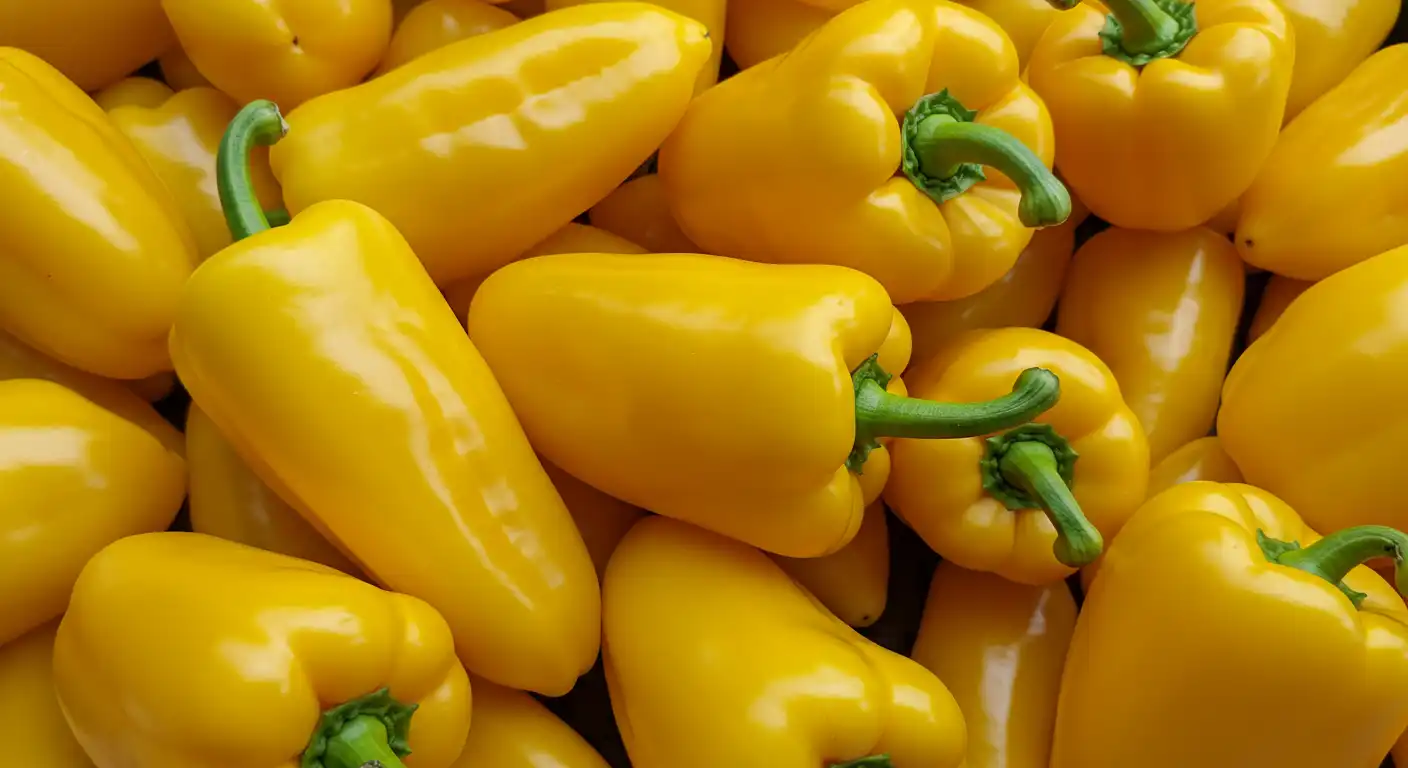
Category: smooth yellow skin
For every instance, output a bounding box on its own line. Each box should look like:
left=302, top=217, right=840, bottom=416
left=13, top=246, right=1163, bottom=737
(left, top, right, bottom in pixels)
left=187, top=404, right=362, bottom=576
left=455, top=678, right=610, bottom=767
left=1280, top=0, right=1398, bottom=119
left=272, top=3, right=709, bottom=288
left=772, top=502, right=890, bottom=627
left=661, top=0, right=1056, bottom=305
left=162, top=0, right=392, bottom=109
left=54, top=532, right=472, bottom=768
left=0, top=623, right=94, bottom=766
left=1237, top=45, right=1408, bottom=280
left=954, top=0, right=1066, bottom=65
left=1248, top=274, right=1314, bottom=342
left=885, top=328, right=1149, bottom=585
left=108, top=88, right=284, bottom=261
left=0, top=48, right=197, bottom=380
left=375, top=0, right=519, bottom=74
left=158, top=46, right=214, bottom=90
left=590, top=175, right=702, bottom=254
left=0, top=379, right=186, bottom=647
left=0, top=0, right=172, bottom=91
left=912, top=561, right=1077, bottom=768
left=1053, top=482, right=1408, bottom=768
left=723, top=0, right=833, bottom=69
left=1056, top=226, right=1245, bottom=464
left=171, top=200, right=601, bottom=696
left=547, top=0, right=724, bottom=92
left=605, top=517, right=967, bottom=768
left=544, top=461, right=646, bottom=580
left=468, top=253, right=906, bottom=558
left=1028, top=0, right=1293, bottom=231
left=92, top=76, right=174, bottom=111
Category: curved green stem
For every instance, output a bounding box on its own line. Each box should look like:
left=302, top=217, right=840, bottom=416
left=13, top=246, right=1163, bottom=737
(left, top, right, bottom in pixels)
left=321, top=717, right=407, bottom=768
left=218, top=99, right=288, bottom=242
left=1098, top=0, right=1197, bottom=65
left=301, top=688, right=417, bottom=768
left=980, top=424, right=1101, bottom=567
left=1260, top=525, right=1408, bottom=608
left=264, top=208, right=292, bottom=228
left=833, top=757, right=893, bottom=768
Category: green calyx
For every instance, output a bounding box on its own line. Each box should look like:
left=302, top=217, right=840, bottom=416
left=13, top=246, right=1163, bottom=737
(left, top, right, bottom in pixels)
left=900, top=90, right=1071, bottom=227
left=832, top=757, right=894, bottom=768
left=980, top=423, right=1102, bottom=567
left=1099, top=0, right=1197, bottom=66
left=218, top=99, right=288, bottom=242
left=302, top=688, right=417, bottom=768
left=1258, top=526, right=1408, bottom=609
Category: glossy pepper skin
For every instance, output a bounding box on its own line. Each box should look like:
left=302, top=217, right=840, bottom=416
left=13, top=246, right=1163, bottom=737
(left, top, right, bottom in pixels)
left=1053, top=481, right=1408, bottom=768
left=0, top=379, right=186, bottom=646
left=1027, top=0, right=1293, bottom=231
left=911, top=561, right=1077, bottom=768
left=375, top=0, right=519, bottom=74
left=272, top=3, right=710, bottom=287
left=590, top=174, right=702, bottom=254
left=1, top=623, right=94, bottom=766
left=661, top=0, right=1070, bottom=305
left=92, top=76, right=174, bottom=111
left=55, top=532, right=472, bottom=768
left=0, top=0, right=172, bottom=91
left=157, top=46, right=213, bottom=90
left=1237, top=46, right=1408, bottom=281
left=723, top=0, right=833, bottom=70
left=886, top=327, right=1149, bottom=585
left=454, top=678, right=611, bottom=767
left=1279, top=0, right=1397, bottom=120
left=1056, top=226, right=1244, bottom=463
left=772, top=502, right=890, bottom=627
left=605, top=516, right=968, bottom=768
left=1248, top=275, right=1314, bottom=343
left=954, top=0, right=1067, bottom=64
left=543, top=461, right=645, bottom=579
left=161, top=0, right=393, bottom=109
left=547, top=0, right=724, bottom=92
left=0, top=48, right=197, bottom=380
left=1146, top=436, right=1242, bottom=497
left=1219, top=243, right=1408, bottom=537
left=469, top=253, right=1063, bottom=558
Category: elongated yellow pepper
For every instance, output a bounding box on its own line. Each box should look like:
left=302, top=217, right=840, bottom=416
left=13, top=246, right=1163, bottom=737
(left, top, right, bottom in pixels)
left=1, top=623, right=94, bottom=766
left=454, top=678, right=612, bottom=767
left=0, top=0, right=173, bottom=91
left=771, top=502, right=890, bottom=627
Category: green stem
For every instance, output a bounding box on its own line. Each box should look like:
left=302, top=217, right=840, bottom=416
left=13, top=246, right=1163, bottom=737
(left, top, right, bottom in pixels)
left=1102, top=0, right=1181, bottom=54
left=1261, top=525, right=1408, bottom=608
left=217, top=99, right=287, bottom=242
left=301, top=688, right=417, bottom=768
left=264, top=208, right=292, bottom=227
left=909, top=117, right=1070, bottom=227
left=980, top=424, right=1101, bottom=567
left=321, top=717, right=407, bottom=768
left=833, top=757, right=893, bottom=768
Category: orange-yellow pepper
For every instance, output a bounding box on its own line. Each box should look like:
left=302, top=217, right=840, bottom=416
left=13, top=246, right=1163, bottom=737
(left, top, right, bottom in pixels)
left=1053, top=481, right=1408, bottom=768
left=1146, top=436, right=1243, bottom=498
left=55, top=532, right=472, bottom=768
left=543, top=461, right=646, bottom=580
left=0, top=48, right=197, bottom=380
left=1, top=623, right=94, bottom=766
left=0, top=0, right=173, bottom=91
left=547, top=0, right=725, bottom=92
left=455, top=678, right=612, bottom=767
left=590, top=174, right=702, bottom=254
left=158, top=46, right=214, bottom=90
left=1396, top=730, right=1408, bottom=768
left=469, top=253, right=1062, bottom=558
left=660, top=0, right=1070, bottom=305
left=723, top=0, right=833, bottom=70
left=272, top=3, right=709, bottom=287
left=1279, top=0, right=1398, bottom=120
left=375, top=0, right=519, bottom=74
left=0, top=379, right=186, bottom=647
left=912, top=560, right=1077, bottom=768
left=1055, top=226, right=1244, bottom=463
left=1027, top=0, right=1293, bottom=231
left=161, top=0, right=393, bottom=109
left=1248, top=274, right=1314, bottom=342
left=1237, top=45, right=1408, bottom=281
left=171, top=103, right=601, bottom=695
left=771, top=502, right=890, bottom=627
left=886, top=327, right=1149, bottom=585
left=604, top=516, right=968, bottom=768
left=92, top=76, right=174, bottom=111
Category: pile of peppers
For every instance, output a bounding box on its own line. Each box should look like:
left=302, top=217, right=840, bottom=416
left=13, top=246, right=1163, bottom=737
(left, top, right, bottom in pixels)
left=3, top=0, right=1408, bottom=765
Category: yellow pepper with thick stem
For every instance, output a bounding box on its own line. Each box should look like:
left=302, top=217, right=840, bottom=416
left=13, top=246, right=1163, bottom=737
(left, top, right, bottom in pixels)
left=171, top=101, right=601, bottom=696
left=1, top=623, right=94, bottom=766
left=660, top=0, right=1070, bottom=305
left=1027, top=0, right=1293, bottom=232
left=272, top=2, right=710, bottom=287
left=1248, top=275, right=1314, bottom=343
left=605, top=516, right=968, bottom=768
left=454, top=678, right=611, bottom=767
left=885, top=327, right=1149, bottom=585
left=911, top=561, right=1077, bottom=768
left=54, top=532, right=472, bottom=768
left=547, top=0, right=725, bottom=92
left=1053, top=481, right=1408, bottom=768
left=0, top=0, right=173, bottom=91
left=771, top=502, right=890, bottom=627
left=1278, top=0, right=1398, bottom=120
left=374, top=0, right=519, bottom=74
left=1056, top=226, right=1244, bottom=464
left=590, top=174, right=702, bottom=254
left=469, top=252, right=1061, bottom=558
left=92, top=77, right=174, bottom=111
left=0, top=48, right=197, bottom=380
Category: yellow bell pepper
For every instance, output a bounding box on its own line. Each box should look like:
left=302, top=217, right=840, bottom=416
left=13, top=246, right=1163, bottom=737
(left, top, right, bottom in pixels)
left=108, top=87, right=284, bottom=261
left=395, top=0, right=432, bottom=21
left=162, top=0, right=392, bottom=108
left=1280, top=0, right=1398, bottom=120
left=547, top=0, right=724, bottom=92
left=375, top=0, right=519, bottom=75
left=1237, top=45, right=1408, bottom=281
left=0, top=0, right=173, bottom=91
left=92, top=76, right=174, bottom=111
left=455, top=678, right=611, bottom=767
left=604, top=516, right=968, bottom=768
left=590, top=174, right=702, bottom=254
left=158, top=46, right=214, bottom=90
left=55, top=532, right=472, bottom=768
left=0, top=48, right=197, bottom=380
left=1146, top=436, right=1242, bottom=498
left=1055, top=226, right=1244, bottom=463
left=0, top=379, right=186, bottom=646
left=501, top=0, right=547, bottom=15
left=912, top=561, right=1077, bottom=768
left=543, top=461, right=646, bottom=580
left=771, top=502, right=890, bottom=627
left=1027, top=0, right=1293, bottom=231
left=1248, top=274, right=1314, bottom=342
left=272, top=3, right=709, bottom=287
left=1, top=623, right=94, bottom=766
left=1053, top=481, right=1408, bottom=768
left=660, top=0, right=1070, bottom=305
left=171, top=103, right=601, bottom=696
left=468, top=252, right=1062, bottom=557
left=723, top=0, right=833, bottom=70
left=885, top=327, right=1149, bottom=585
left=954, top=0, right=1070, bottom=65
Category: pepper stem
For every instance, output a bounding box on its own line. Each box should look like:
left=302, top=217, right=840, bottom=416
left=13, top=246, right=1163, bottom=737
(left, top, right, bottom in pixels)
left=217, top=99, right=288, bottom=242
left=1098, top=0, right=1197, bottom=65
left=832, top=757, right=894, bottom=768
left=980, top=424, right=1101, bottom=567
left=1259, top=526, right=1408, bottom=609
left=321, top=717, right=408, bottom=768
left=301, top=688, right=417, bottom=768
